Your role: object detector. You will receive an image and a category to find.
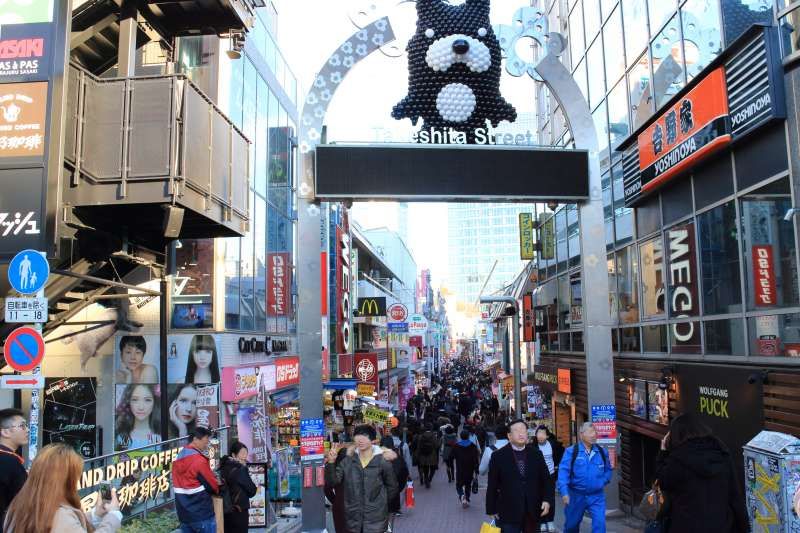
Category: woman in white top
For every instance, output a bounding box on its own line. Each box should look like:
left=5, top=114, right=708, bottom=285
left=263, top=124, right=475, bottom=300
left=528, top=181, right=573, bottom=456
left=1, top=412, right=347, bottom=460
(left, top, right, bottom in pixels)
left=532, top=425, right=565, bottom=532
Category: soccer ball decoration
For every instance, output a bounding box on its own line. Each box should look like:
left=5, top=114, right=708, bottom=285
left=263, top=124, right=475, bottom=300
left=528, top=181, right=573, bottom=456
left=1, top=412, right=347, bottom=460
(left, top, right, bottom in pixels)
left=392, top=0, right=516, bottom=143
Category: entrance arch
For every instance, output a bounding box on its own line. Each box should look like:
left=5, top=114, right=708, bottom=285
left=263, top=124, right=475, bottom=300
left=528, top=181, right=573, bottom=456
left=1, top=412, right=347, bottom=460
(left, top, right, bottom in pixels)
left=294, top=13, right=616, bottom=530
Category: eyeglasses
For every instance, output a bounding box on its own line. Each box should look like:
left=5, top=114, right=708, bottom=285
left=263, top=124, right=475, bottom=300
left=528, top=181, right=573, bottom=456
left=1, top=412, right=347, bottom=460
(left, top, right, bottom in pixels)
left=1, top=422, right=28, bottom=431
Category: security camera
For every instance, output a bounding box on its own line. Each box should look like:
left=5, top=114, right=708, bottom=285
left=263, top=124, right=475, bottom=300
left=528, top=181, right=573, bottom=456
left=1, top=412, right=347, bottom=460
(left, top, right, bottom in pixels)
left=783, top=208, right=800, bottom=222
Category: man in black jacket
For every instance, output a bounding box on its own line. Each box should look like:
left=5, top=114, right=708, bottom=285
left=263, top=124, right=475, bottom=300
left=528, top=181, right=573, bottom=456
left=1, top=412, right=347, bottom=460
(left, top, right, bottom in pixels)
left=486, top=419, right=553, bottom=533
left=0, top=409, right=28, bottom=532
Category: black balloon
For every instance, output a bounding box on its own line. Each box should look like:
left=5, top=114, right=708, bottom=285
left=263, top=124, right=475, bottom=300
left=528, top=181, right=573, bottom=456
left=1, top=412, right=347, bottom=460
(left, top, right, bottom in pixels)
left=392, top=0, right=516, bottom=143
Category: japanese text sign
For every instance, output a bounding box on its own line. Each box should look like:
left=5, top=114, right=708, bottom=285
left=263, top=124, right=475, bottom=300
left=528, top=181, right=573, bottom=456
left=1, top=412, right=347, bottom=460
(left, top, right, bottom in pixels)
left=752, top=245, right=776, bottom=307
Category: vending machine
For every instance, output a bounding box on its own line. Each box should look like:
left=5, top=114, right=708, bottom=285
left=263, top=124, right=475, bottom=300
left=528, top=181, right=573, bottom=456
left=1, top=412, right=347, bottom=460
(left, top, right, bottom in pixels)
left=743, top=431, right=800, bottom=533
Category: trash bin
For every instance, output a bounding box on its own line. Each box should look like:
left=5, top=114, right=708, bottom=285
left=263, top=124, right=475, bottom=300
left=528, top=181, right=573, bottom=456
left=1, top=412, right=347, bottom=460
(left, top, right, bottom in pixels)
left=743, top=431, right=800, bottom=533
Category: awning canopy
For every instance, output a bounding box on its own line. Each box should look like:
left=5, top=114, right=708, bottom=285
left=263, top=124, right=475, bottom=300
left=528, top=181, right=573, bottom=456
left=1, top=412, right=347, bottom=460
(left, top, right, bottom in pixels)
left=323, top=379, right=357, bottom=390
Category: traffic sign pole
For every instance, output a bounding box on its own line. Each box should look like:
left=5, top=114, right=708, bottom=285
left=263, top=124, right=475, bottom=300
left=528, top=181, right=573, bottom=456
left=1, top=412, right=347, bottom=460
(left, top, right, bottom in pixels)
left=29, top=254, right=45, bottom=462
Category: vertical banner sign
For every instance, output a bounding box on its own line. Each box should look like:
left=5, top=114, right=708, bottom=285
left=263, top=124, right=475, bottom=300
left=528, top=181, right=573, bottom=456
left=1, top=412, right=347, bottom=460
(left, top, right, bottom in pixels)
left=752, top=245, right=775, bottom=307
left=518, top=213, right=535, bottom=260
left=268, top=252, right=291, bottom=316
left=668, top=223, right=700, bottom=352
left=539, top=213, right=555, bottom=260
left=0, top=0, right=67, bottom=259
left=522, top=293, right=534, bottom=342
left=336, top=208, right=352, bottom=355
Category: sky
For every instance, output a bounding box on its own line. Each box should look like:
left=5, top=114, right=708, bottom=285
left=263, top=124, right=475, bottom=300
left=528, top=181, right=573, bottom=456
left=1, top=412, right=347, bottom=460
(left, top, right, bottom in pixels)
left=276, top=0, right=545, bottom=328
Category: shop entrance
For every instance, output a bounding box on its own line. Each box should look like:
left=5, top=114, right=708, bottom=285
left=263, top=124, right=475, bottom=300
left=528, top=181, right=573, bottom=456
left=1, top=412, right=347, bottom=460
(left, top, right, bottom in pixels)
left=293, top=10, right=618, bottom=531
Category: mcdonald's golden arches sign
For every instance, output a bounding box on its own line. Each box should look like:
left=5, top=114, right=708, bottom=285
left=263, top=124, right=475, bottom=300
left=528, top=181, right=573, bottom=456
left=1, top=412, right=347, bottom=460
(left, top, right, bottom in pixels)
left=357, top=297, right=386, bottom=317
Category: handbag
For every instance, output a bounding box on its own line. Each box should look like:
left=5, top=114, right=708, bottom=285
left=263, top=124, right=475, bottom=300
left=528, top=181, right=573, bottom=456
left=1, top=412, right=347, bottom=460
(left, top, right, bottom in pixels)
left=479, top=519, right=501, bottom=533
left=471, top=477, right=479, bottom=494
left=638, top=481, right=665, bottom=521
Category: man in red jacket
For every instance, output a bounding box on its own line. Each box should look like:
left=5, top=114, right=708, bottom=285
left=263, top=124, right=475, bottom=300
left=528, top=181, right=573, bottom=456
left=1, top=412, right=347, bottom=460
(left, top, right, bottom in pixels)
left=171, top=426, right=219, bottom=532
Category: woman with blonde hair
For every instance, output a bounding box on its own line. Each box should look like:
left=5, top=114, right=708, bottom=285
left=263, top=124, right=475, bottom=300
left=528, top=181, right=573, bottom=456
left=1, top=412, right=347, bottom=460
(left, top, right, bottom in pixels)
left=3, top=443, right=122, bottom=532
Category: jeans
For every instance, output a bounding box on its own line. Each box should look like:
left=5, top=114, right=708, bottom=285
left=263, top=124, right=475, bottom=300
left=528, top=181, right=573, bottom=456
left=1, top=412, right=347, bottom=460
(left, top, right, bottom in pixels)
left=180, top=517, right=217, bottom=533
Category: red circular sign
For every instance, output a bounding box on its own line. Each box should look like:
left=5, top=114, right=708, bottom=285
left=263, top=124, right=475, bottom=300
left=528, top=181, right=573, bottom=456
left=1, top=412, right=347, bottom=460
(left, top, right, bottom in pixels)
left=356, top=358, right=376, bottom=382
left=3, top=326, right=45, bottom=372
left=388, top=303, right=408, bottom=322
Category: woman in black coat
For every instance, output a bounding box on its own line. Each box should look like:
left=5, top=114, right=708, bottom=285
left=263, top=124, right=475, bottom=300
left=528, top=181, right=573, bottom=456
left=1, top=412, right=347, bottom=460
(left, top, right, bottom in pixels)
left=219, top=442, right=259, bottom=533
left=655, top=413, right=749, bottom=533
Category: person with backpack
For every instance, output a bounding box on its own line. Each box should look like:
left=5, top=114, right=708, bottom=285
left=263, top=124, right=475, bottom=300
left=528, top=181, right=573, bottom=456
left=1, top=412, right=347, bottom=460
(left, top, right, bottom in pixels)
left=479, top=424, right=509, bottom=475
left=532, top=426, right=564, bottom=532
left=219, top=441, right=258, bottom=533
left=441, top=424, right=457, bottom=482
left=453, top=429, right=481, bottom=508
left=413, top=423, right=440, bottom=488
left=556, top=422, right=613, bottom=533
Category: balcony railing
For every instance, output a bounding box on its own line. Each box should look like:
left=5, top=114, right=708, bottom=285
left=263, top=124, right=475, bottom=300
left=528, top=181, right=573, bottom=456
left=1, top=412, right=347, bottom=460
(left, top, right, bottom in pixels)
left=63, top=63, right=250, bottom=246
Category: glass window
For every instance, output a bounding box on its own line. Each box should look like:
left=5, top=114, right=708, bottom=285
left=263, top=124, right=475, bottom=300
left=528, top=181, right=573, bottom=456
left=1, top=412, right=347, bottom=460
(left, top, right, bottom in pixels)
left=648, top=0, right=676, bottom=34
left=612, top=328, right=620, bottom=351
left=642, top=324, right=667, bottom=352
left=574, top=60, right=590, bottom=108
left=569, top=1, right=586, bottom=60
left=172, top=240, right=214, bottom=329
left=608, top=79, right=629, bottom=149
left=224, top=237, right=240, bottom=329
left=587, top=36, right=606, bottom=109
left=603, top=5, right=625, bottom=86
left=779, top=6, right=800, bottom=57
left=572, top=330, right=584, bottom=352
left=622, top=0, right=648, bottom=61
left=584, top=0, right=602, bottom=43
left=608, top=254, right=619, bottom=320
left=559, top=275, right=571, bottom=329
left=613, top=167, right=633, bottom=244
left=640, top=236, right=666, bottom=318
left=254, top=195, right=267, bottom=332
left=681, top=0, right=722, bottom=80
left=628, top=52, right=654, bottom=129
left=620, top=326, right=641, bottom=351
left=603, top=173, right=615, bottom=248
left=670, top=320, right=701, bottom=354
left=749, top=313, right=800, bottom=357
left=593, top=101, right=609, bottom=156
left=240, top=190, right=256, bottom=331
left=651, top=14, right=686, bottom=108
left=698, top=202, right=742, bottom=315
left=600, top=0, right=618, bottom=20
left=705, top=319, right=745, bottom=355
left=741, top=196, right=799, bottom=310
left=571, top=273, right=583, bottom=327
left=722, top=0, right=775, bottom=45
left=617, top=246, right=640, bottom=323
left=556, top=208, right=568, bottom=272
left=228, top=56, right=244, bottom=130
left=567, top=204, right=581, bottom=268
left=255, top=74, right=269, bottom=197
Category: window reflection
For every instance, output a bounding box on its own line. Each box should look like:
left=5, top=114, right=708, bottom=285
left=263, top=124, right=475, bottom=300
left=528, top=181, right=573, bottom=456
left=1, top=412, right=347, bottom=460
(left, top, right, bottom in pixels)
left=721, top=0, right=775, bottom=45
left=608, top=79, right=629, bottom=149
left=604, top=6, right=625, bottom=86
left=648, top=0, right=677, bottom=34
left=651, top=14, right=686, bottom=108
left=587, top=37, right=606, bottom=108
left=749, top=313, right=800, bottom=357
left=705, top=319, right=745, bottom=355
left=617, top=246, right=640, bottom=324
left=628, top=52, right=654, bottom=129
left=698, top=202, right=742, bottom=315
left=640, top=236, right=665, bottom=318
left=569, top=1, right=586, bottom=61
left=584, top=0, right=602, bottom=43
left=172, top=240, right=214, bottom=329
left=622, top=0, right=649, bottom=60
left=681, top=0, right=722, bottom=80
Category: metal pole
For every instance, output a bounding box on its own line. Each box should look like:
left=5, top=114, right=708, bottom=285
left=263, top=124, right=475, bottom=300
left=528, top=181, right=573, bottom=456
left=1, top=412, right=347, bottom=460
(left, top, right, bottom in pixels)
left=159, top=275, right=169, bottom=441
left=480, top=296, right=521, bottom=420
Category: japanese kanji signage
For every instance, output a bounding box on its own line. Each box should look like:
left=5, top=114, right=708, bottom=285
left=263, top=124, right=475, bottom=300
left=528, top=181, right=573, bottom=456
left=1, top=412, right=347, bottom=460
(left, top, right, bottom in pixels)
left=300, top=418, right=325, bottom=461
left=0, top=81, right=47, bottom=157
left=354, top=352, right=379, bottom=387
left=518, top=213, right=535, bottom=260
left=267, top=252, right=291, bottom=316
left=522, top=293, right=534, bottom=343
left=752, top=245, right=776, bottom=307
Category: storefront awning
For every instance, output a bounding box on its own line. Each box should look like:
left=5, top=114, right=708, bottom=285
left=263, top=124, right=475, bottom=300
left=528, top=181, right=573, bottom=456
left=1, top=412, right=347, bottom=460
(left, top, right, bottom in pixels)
left=323, top=379, right=357, bottom=390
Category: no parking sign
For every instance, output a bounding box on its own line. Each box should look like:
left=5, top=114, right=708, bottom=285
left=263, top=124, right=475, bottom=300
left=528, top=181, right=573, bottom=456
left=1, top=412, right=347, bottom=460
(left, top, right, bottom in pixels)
left=3, top=326, right=45, bottom=372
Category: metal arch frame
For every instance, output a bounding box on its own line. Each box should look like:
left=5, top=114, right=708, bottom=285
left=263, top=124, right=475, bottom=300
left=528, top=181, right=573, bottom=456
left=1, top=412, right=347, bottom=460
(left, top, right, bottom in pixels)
left=295, top=20, right=617, bottom=532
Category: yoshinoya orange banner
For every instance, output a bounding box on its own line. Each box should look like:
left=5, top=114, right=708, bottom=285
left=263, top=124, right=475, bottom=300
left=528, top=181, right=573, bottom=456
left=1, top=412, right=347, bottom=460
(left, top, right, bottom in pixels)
left=637, top=67, right=730, bottom=195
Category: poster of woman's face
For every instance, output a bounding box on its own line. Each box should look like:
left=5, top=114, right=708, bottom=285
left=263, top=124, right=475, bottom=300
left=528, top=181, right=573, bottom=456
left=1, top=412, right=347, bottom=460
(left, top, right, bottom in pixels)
left=114, top=335, right=160, bottom=384
left=167, top=334, right=220, bottom=384
left=167, top=384, right=220, bottom=439
left=647, top=383, right=669, bottom=425
left=114, top=384, right=161, bottom=451
left=629, top=380, right=647, bottom=418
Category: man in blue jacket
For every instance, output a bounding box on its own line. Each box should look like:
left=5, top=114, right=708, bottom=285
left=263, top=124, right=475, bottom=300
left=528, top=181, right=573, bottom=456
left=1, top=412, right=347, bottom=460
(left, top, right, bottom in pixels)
left=556, top=422, right=613, bottom=533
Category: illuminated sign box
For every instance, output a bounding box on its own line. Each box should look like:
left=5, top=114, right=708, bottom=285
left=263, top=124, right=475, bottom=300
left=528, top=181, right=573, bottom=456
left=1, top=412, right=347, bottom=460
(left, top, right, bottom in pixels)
left=621, top=25, right=785, bottom=207
left=315, top=143, right=589, bottom=202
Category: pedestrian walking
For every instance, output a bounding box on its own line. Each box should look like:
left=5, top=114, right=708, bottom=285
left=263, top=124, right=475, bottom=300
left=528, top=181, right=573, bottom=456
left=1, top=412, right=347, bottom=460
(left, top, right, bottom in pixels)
left=442, top=424, right=457, bottom=482
left=391, top=427, right=413, bottom=477
left=219, top=441, right=258, bottom=533
left=413, top=423, right=440, bottom=488
left=381, top=436, right=409, bottom=515
left=479, top=424, right=509, bottom=475
left=557, top=422, right=613, bottom=533
left=171, top=426, right=220, bottom=533
left=532, top=426, right=564, bottom=532
left=325, top=425, right=398, bottom=533
left=486, top=419, right=553, bottom=533
left=3, top=443, right=121, bottom=533
left=324, top=446, right=351, bottom=533
left=0, top=409, right=28, bottom=532
left=654, top=413, right=748, bottom=533
left=453, top=429, right=480, bottom=508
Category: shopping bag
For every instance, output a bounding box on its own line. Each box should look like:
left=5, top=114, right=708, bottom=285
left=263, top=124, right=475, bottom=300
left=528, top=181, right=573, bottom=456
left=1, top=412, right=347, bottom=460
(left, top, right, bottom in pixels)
left=212, top=495, right=225, bottom=532
left=638, top=481, right=665, bottom=521
left=405, top=480, right=415, bottom=508
left=479, top=519, right=500, bottom=533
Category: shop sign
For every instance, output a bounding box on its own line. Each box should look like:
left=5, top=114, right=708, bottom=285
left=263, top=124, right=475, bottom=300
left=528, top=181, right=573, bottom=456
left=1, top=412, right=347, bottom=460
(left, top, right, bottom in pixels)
left=533, top=368, right=558, bottom=390
left=357, top=383, right=375, bottom=396
left=408, top=314, right=428, bottom=333
left=570, top=305, right=583, bottom=324
left=354, top=352, right=379, bottom=386
left=357, top=297, right=386, bottom=317
left=336, top=216, right=352, bottom=354
left=300, top=418, right=325, bottom=461
left=591, top=404, right=616, bottom=421
left=388, top=302, right=408, bottom=322
left=591, top=404, right=617, bottom=443
left=755, top=314, right=780, bottom=356
left=518, top=213, right=535, bottom=260
left=221, top=364, right=276, bottom=401
left=247, top=464, right=267, bottom=527
left=267, top=252, right=291, bottom=317
left=363, top=405, right=390, bottom=424
left=668, top=223, right=700, bottom=352
left=409, top=335, right=423, bottom=348
left=338, top=353, right=353, bottom=377
left=0, top=81, right=48, bottom=158
left=522, top=293, right=534, bottom=342
left=557, top=368, right=571, bottom=394
left=238, top=336, right=268, bottom=354
left=752, top=245, right=776, bottom=307
left=271, top=339, right=289, bottom=353
left=623, top=27, right=785, bottom=206
left=388, top=322, right=408, bottom=332
left=378, top=355, right=388, bottom=372
left=43, top=377, right=96, bottom=458
left=79, top=447, right=179, bottom=491
left=539, top=213, right=555, bottom=260
left=0, top=23, right=52, bottom=81
left=275, top=356, right=300, bottom=388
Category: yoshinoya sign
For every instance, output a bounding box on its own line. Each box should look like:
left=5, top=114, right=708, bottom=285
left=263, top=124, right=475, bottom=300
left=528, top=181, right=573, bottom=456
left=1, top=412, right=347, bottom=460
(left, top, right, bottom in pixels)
left=621, top=26, right=786, bottom=206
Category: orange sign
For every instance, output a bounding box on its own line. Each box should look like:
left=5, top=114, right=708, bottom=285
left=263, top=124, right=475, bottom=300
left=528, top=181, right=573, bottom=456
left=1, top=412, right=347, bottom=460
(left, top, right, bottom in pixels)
left=638, top=68, right=730, bottom=195
left=557, top=368, right=571, bottom=394
left=0, top=81, right=47, bottom=157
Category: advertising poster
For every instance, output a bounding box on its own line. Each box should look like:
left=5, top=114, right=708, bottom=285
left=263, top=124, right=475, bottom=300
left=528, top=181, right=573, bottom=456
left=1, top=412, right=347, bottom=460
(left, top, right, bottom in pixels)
left=43, top=377, right=97, bottom=458
left=166, top=334, right=221, bottom=384
left=277, top=448, right=290, bottom=498
left=300, top=418, right=325, bottom=460
left=237, top=403, right=269, bottom=463
left=0, top=81, right=48, bottom=158
left=114, top=384, right=161, bottom=451
left=114, top=335, right=160, bottom=384
left=268, top=252, right=292, bottom=317
left=629, top=380, right=647, bottom=419
left=248, top=464, right=268, bottom=527
left=167, top=384, right=219, bottom=439
left=0, top=23, right=53, bottom=81
left=647, top=382, right=669, bottom=425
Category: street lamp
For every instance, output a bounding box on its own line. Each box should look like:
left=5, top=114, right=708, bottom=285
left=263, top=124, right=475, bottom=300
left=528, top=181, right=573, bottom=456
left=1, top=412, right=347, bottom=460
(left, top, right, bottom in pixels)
left=480, top=296, right=521, bottom=419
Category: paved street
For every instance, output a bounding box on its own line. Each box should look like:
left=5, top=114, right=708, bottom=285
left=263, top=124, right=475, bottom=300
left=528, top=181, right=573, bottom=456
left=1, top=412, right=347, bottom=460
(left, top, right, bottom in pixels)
left=394, top=468, right=644, bottom=533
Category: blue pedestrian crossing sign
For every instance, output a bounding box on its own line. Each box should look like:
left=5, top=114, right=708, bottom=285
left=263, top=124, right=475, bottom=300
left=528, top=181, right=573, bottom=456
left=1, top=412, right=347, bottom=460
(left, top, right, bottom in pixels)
left=7, top=249, right=49, bottom=295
